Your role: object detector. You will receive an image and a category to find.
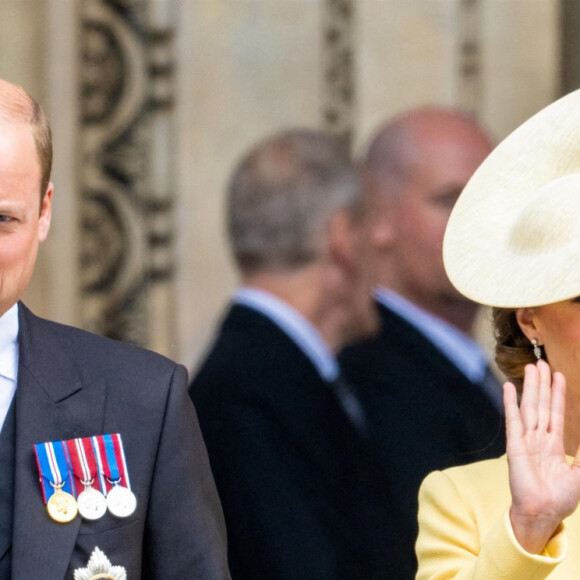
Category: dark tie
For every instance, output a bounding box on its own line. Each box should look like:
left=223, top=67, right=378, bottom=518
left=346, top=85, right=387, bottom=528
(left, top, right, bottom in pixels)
left=328, top=375, right=369, bottom=436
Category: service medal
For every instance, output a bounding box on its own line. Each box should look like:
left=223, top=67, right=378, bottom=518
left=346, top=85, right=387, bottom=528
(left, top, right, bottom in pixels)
left=94, top=433, right=137, bottom=518
left=34, top=441, right=78, bottom=523
left=77, top=486, right=108, bottom=520
left=106, top=485, right=137, bottom=518
left=66, top=437, right=110, bottom=521
left=47, top=488, right=78, bottom=523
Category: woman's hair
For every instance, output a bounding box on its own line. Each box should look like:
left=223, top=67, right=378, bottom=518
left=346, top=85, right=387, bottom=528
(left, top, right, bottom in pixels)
left=492, top=307, right=542, bottom=392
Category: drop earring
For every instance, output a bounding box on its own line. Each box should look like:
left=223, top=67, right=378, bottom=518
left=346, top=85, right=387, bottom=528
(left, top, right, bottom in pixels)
left=531, top=338, right=542, bottom=360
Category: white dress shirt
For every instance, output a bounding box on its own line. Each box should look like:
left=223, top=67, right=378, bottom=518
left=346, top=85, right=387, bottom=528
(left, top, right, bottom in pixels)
left=0, top=303, right=19, bottom=433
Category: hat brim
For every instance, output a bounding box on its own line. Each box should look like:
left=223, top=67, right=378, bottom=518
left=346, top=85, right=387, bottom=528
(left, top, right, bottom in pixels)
left=443, top=90, right=580, bottom=308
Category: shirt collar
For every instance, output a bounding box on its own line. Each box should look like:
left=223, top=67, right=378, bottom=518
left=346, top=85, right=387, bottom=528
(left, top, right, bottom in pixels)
left=0, top=303, right=19, bottom=381
left=375, top=287, right=487, bottom=383
left=234, top=287, right=339, bottom=382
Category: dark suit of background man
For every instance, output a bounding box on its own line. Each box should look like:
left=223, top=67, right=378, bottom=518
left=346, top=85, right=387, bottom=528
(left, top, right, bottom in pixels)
left=0, top=79, right=230, bottom=579
left=339, top=107, right=506, bottom=578
left=190, top=129, right=402, bottom=579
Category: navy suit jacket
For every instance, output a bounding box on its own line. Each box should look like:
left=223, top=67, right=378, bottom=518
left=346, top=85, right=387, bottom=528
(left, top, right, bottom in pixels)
left=190, top=304, right=403, bottom=580
left=0, top=303, right=230, bottom=580
left=339, top=300, right=506, bottom=578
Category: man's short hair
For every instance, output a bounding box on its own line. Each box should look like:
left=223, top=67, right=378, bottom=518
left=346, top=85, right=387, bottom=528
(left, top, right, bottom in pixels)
left=0, top=79, right=53, bottom=198
left=227, top=129, right=361, bottom=274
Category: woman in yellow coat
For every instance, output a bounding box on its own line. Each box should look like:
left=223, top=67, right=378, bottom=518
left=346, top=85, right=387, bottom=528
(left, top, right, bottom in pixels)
left=416, top=89, right=580, bottom=579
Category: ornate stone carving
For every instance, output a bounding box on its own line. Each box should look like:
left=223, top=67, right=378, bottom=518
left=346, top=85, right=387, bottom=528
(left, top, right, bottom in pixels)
left=322, top=0, right=356, bottom=151
left=457, top=0, right=483, bottom=116
left=80, top=0, right=176, bottom=350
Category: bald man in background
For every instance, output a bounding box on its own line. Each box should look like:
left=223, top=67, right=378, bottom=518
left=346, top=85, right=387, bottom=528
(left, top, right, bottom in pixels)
left=339, top=108, right=506, bottom=577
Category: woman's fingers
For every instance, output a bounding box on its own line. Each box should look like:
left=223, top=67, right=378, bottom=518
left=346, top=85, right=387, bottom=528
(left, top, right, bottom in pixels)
left=549, top=371, right=566, bottom=440
left=572, top=444, right=580, bottom=471
left=537, top=360, right=553, bottom=431
left=506, top=361, right=565, bottom=454
left=504, top=381, right=523, bottom=443
left=520, top=364, right=540, bottom=430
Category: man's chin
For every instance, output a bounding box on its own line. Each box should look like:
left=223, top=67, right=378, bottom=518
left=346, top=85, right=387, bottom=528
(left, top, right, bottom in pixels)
left=443, top=290, right=478, bottom=309
left=344, top=303, right=381, bottom=345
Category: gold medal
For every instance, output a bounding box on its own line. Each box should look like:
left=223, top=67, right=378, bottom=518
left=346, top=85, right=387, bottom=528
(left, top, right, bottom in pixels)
left=47, top=487, right=78, bottom=523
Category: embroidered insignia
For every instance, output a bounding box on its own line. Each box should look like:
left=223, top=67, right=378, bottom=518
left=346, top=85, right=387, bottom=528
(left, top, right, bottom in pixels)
left=74, top=547, right=127, bottom=580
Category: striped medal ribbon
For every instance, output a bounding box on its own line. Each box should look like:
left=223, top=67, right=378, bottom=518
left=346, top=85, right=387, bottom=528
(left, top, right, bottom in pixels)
left=65, top=437, right=107, bottom=521
left=34, top=441, right=78, bottom=523
left=93, top=433, right=137, bottom=518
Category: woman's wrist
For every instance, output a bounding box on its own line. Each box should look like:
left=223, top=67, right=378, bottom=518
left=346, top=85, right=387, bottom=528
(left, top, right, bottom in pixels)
left=509, top=506, right=562, bottom=554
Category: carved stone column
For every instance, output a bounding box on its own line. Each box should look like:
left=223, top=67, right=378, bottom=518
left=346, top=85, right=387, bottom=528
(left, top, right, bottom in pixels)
left=561, top=0, right=580, bottom=94
left=457, top=0, right=483, bottom=116
left=322, top=0, right=356, bottom=151
left=79, top=0, right=176, bottom=355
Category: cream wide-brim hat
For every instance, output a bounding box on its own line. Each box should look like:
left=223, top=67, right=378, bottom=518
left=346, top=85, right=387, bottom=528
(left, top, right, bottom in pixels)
left=443, top=89, right=580, bottom=308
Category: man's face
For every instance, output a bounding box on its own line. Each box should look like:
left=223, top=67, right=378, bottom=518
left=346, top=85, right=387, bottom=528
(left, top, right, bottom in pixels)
left=0, top=121, right=52, bottom=317
left=383, top=127, right=491, bottom=309
left=341, top=200, right=381, bottom=343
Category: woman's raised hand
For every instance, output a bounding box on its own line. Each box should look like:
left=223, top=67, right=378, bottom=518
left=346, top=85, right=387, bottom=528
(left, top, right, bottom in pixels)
left=505, top=360, right=580, bottom=554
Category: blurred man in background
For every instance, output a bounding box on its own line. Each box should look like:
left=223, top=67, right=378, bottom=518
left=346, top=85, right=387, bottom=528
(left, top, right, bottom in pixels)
left=339, top=107, right=506, bottom=577
left=190, top=129, right=401, bottom=580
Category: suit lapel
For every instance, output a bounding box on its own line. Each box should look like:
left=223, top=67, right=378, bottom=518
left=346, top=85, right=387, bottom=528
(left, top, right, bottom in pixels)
left=12, top=304, right=107, bottom=580
left=0, top=400, right=16, bottom=564
left=377, top=301, right=471, bottom=381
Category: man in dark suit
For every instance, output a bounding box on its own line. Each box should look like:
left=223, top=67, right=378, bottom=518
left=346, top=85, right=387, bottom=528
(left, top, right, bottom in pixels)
left=190, top=130, right=404, bottom=579
left=339, top=107, right=506, bottom=578
left=0, top=79, right=229, bottom=578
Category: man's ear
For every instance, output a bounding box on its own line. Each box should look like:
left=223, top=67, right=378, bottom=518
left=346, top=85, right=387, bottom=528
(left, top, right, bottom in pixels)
left=515, top=307, right=541, bottom=343
left=370, top=205, right=395, bottom=250
left=328, top=210, right=356, bottom=271
left=364, top=182, right=396, bottom=251
left=38, top=182, right=53, bottom=243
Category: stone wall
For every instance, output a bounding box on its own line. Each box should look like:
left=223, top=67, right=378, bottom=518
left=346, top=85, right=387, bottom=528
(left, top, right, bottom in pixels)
left=0, top=0, right=562, bottom=371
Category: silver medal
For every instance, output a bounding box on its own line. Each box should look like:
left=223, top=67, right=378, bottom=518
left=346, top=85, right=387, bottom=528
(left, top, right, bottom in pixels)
left=106, top=485, right=137, bottom=518
left=77, top=486, right=107, bottom=520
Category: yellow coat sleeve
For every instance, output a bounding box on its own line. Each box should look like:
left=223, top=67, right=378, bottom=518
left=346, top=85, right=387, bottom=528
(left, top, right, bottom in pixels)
left=415, top=467, right=566, bottom=580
